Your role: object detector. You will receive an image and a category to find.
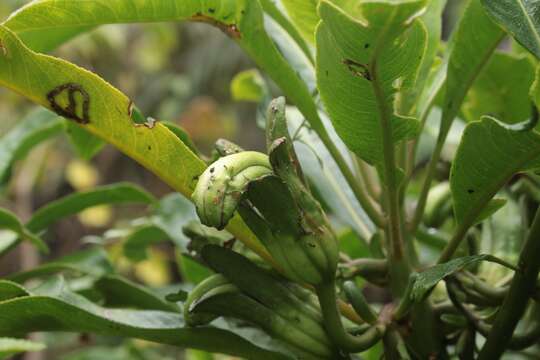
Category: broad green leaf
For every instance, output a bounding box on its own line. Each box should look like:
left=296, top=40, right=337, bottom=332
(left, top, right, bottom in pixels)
left=3, top=0, right=327, bottom=142
left=481, top=0, right=540, bottom=59
left=316, top=0, right=426, bottom=166
left=0, top=338, right=45, bottom=360
left=0, top=9, right=282, bottom=264
left=8, top=247, right=113, bottom=283
left=279, top=0, right=319, bottom=44
left=411, top=254, right=491, bottom=301
left=440, top=0, right=505, bottom=138
left=0, top=280, right=29, bottom=301
left=463, top=52, right=535, bottom=124
left=64, top=122, right=105, bottom=160
left=27, top=183, right=155, bottom=232
left=451, top=117, right=540, bottom=227
left=178, top=253, right=214, bottom=285
left=0, top=277, right=290, bottom=359
left=0, top=208, right=48, bottom=253
left=0, top=108, right=63, bottom=185
left=93, top=275, right=178, bottom=312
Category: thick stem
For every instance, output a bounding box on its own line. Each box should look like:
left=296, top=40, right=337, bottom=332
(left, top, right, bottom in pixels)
left=316, top=280, right=384, bottom=352
left=478, top=207, right=540, bottom=359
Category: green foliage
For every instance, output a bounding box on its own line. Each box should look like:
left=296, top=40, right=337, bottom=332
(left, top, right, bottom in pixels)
left=1, top=0, right=540, bottom=358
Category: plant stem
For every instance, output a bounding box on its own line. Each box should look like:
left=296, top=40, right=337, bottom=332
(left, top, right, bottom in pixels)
left=316, top=280, right=384, bottom=352
left=409, top=138, right=444, bottom=234
left=353, top=155, right=380, bottom=202
left=322, top=135, right=386, bottom=228
left=370, top=59, right=409, bottom=294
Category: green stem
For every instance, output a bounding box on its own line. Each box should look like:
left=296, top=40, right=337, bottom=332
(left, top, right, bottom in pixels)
left=478, top=207, right=540, bottom=359
left=437, top=220, right=470, bottom=264
left=371, top=59, right=409, bottom=293
left=322, top=134, right=386, bottom=228
left=353, top=155, right=380, bottom=202
left=316, top=280, right=384, bottom=352
left=409, top=138, right=444, bottom=234
left=343, top=281, right=378, bottom=324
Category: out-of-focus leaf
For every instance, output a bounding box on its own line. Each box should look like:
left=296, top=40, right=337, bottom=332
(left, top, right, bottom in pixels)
left=411, top=255, right=491, bottom=301
left=451, top=117, right=540, bottom=229
left=27, top=183, right=156, bottom=232
left=123, top=225, right=170, bottom=262
left=178, top=252, right=214, bottom=285
left=316, top=0, right=425, bottom=167
left=0, top=338, right=45, bottom=360
left=463, top=52, right=535, bottom=124
left=64, top=122, right=106, bottom=160
left=231, top=69, right=266, bottom=103
left=0, top=277, right=291, bottom=359
left=338, top=228, right=370, bottom=260
left=8, top=247, right=113, bottom=283
left=93, top=275, right=178, bottom=312
left=150, top=194, right=198, bottom=252
left=481, top=0, right=540, bottom=59
left=0, top=108, right=63, bottom=185
left=0, top=208, right=48, bottom=254
left=440, top=0, right=505, bottom=139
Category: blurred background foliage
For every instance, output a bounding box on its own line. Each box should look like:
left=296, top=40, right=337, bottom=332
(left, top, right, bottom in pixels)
left=0, top=0, right=468, bottom=359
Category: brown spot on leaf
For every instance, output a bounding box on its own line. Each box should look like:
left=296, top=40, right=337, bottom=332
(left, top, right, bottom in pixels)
left=191, top=14, right=241, bottom=39
left=342, top=59, right=371, bottom=81
left=47, top=83, right=90, bottom=124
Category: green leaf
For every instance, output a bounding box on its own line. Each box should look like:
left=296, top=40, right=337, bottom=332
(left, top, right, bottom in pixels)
left=0, top=338, right=45, bottom=360
left=230, top=69, right=266, bottom=103
left=0, top=108, right=63, bottom=185
left=65, top=122, right=106, bottom=160
left=0, top=277, right=290, bottom=359
left=316, top=0, right=425, bottom=166
left=0, top=280, right=29, bottom=302
left=93, top=275, right=178, bottom=312
left=3, top=0, right=327, bottom=146
left=27, top=183, right=155, bottom=232
left=279, top=0, right=319, bottom=44
left=481, top=0, right=540, bottom=59
left=451, top=117, right=540, bottom=228
left=0, top=208, right=48, bottom=253
left=440, top=0, right=505, bottom=138
left=7, top=247, right=113, bottom=283
left=463, top=52, right=535, bottom=124
left=0, top=8, right=274, bottom=264
left=411, top=254, right=491, bottom=301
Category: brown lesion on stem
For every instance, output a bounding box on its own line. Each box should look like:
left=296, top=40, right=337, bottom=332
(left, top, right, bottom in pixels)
left=46, top=83, right=90, bottom=124
left=191, top=13, right=241, bottom=39
left=342, top=59, right=371, bottom=81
